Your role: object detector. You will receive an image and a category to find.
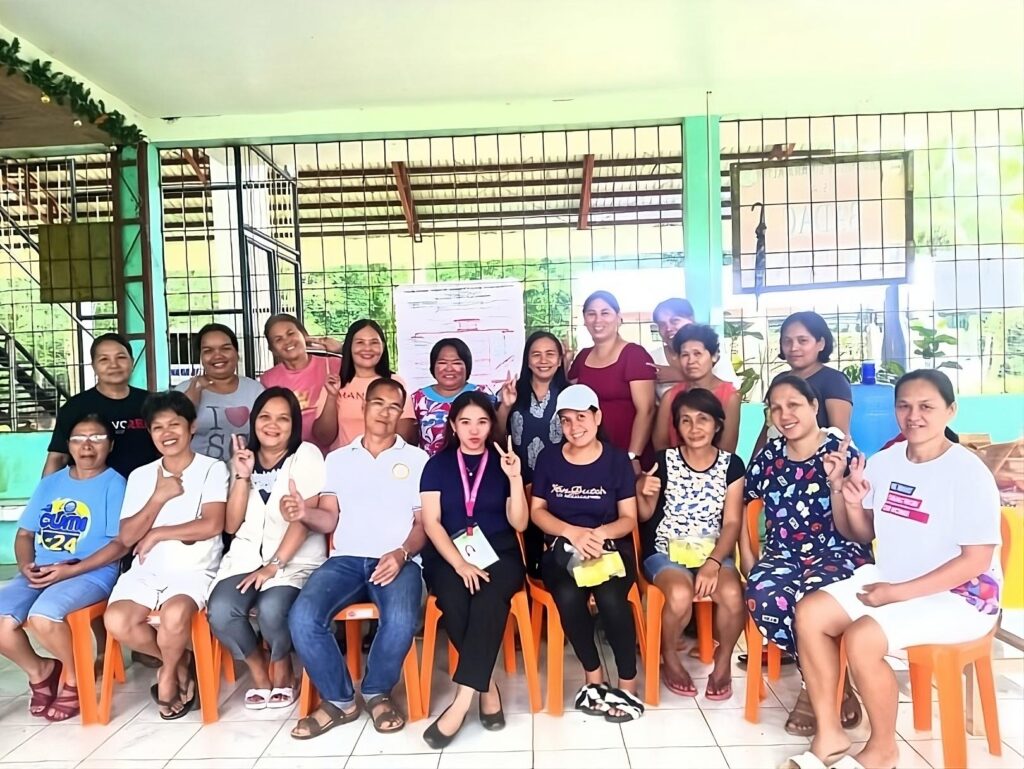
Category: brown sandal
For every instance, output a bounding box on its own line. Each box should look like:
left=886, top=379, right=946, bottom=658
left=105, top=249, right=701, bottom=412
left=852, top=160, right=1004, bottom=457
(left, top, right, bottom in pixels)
left=290, top=700, right=361, bottom=740
left=44, top=684, right=80, bottom=722
left=784, top=687, right=817, bottom=736
left=28, top=660, right=62, bottom=717
left=366, top=694, right=405, bottom=734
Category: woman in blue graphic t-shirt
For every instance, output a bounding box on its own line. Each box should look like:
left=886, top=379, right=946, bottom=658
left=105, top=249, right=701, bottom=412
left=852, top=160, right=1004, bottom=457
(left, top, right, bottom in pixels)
left=0, top=414, right=128, bottom=722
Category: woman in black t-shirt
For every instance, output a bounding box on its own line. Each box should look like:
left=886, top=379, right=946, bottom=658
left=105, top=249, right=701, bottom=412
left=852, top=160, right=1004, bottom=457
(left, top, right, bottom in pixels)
left=531, top=384, right=643, bottom=722
left=419, top=391, right=528, bottom=749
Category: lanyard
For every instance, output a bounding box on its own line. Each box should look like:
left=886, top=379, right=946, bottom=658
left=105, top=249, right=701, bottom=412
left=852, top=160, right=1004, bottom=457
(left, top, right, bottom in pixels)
left=456, top=449, right=489, bottom=536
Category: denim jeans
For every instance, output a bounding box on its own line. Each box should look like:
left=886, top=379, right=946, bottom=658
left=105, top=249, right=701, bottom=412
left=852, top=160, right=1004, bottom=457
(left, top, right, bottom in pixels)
left=207, top=575, right=299, bottom=661
left=288, top=555, right=422, bottom=708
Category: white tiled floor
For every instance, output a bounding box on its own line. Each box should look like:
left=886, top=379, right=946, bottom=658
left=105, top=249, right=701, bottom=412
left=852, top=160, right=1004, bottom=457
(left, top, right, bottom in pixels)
left=0, top=635, right=1019, bottom=769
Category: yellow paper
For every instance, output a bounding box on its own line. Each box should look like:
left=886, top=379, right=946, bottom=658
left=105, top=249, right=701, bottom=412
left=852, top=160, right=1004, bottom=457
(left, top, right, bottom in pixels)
left=572, top=551, right=626, bottom=587
left=669, top=537, right=716, bottom=568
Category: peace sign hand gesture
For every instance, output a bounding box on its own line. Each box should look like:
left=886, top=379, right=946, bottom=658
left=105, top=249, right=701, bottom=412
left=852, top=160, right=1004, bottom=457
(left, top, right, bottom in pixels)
left=279, top=479, right=308, bottom=523
left=823, top=435, right=852, bottom=489
left=498, top=371, right=518, bottom=409
left=324, top=373, right=341, bottom=398
left=493, top=436, right=522, bottom=480
left=231, top=434, right=254, bottom=479
left=841, top=454, right=872, bottom=506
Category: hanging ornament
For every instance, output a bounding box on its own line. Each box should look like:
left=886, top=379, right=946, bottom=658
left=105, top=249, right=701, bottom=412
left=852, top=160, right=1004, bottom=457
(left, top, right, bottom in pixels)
left=39, top=93, right=50, bottom=104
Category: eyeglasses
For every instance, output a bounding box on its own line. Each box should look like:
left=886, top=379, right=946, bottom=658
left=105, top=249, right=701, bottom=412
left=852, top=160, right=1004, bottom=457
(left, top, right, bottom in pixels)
left=68, top=434, right=109, bottom=445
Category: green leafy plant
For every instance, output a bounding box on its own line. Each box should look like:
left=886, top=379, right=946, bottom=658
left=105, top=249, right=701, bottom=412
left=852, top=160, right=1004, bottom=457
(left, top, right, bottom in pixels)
left=911, top=323, right=962, bottom=370
left=842, top=363, right=862, bottom=383
left=723, top=319, right=766, bottom=402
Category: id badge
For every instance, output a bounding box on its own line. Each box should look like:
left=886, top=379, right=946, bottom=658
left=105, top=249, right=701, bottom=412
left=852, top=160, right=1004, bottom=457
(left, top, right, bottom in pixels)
left=452, top=529, right=498, bottom=569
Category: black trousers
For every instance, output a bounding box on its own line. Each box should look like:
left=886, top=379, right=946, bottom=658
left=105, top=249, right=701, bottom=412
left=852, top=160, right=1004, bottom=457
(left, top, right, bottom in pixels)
left=540, top=548, right=638, bottom=681
left=423, top=548, right=525, bottom=692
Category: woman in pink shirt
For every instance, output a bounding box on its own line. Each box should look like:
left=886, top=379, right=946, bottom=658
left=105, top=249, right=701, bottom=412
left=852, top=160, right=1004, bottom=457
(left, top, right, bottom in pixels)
left=259, top=314, right=340, bottom=454
left=653, top=324, right=740, bottom=453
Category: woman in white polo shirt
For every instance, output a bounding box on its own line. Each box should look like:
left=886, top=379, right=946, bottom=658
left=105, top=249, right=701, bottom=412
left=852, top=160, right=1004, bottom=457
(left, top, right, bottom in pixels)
left=206, top=387, right=326, bottom=711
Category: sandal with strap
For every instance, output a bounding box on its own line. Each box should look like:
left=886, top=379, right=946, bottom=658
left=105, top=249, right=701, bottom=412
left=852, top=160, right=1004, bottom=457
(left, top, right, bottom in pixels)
left=244, top=688, right=271, bottom=710
left=290, top=700, right=361, bottom=740
left=840, top=682, right=862, bottom=729
left=785, top=687, right=817, bottom=736
left=365, top=693, right=406, bottom=734
left=44, top=683, right=80, bottom=722
left=574, top=683, right=610, bottom=716
left=267, top=687, right=295, bottom=709
left=28, top=659, right=62, bottom=717
left=778, top=750, right=851, bottom=769
left=602, top=687, right=644, bottom=723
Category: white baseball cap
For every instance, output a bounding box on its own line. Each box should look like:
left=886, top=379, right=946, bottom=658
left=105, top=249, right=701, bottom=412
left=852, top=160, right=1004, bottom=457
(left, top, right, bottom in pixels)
left=556, top=384, right=600, bottom=413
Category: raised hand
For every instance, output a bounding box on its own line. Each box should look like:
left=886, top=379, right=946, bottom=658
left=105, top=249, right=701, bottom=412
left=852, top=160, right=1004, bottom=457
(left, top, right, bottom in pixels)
left=231, top=434, right=254, bottom=478
left=324, top=372, right=341, bottom=398
left=186, top=372, right=212, bottom=396
left=823, top=435, right=852, bottom=488
left=638, top=462, right=661, bottom=498
left=153, top=468, right=184, bottom=504
left=498, top=371, right=517, bottom=409
left=306, top=335, right=343, bottom=354
left=561, top=335, right=576, bottom=371
left=279, top=479, right=308, bottom=523
left=493, top=436, right=522, bottom=479
left=841, top=454, right=872, bottom=506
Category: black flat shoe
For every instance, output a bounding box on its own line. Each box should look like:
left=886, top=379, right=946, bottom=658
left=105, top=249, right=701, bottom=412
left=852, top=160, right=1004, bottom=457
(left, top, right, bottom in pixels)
left=423, top=704, right=467, bottom=750
left=479, top=687, right=505, bottom=731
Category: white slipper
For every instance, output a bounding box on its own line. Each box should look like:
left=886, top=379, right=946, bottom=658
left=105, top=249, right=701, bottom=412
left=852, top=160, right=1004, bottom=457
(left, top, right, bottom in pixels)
left=829, top=757, right=866, bottom=769
left=778, top=752, right=828, bottom=769
left=267, top=686, right=295, bottom=709
left=244, top=687, right=271, bottom=710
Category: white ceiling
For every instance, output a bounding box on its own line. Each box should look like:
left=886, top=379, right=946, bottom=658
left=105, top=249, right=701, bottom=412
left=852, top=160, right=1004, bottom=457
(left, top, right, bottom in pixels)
left=0, top=0, right=1021, bottom=137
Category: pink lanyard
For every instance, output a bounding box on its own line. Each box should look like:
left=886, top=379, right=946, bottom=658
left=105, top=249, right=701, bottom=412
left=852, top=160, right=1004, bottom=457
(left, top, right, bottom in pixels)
left=456, top=449, right=489, bottom=536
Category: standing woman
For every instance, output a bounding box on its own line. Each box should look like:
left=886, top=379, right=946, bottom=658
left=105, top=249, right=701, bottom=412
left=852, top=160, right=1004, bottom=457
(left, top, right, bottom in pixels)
left=495, top=332, right=570, bottom=576
left=259, top=314, right=341, bottom=454
left=568, top=291, right=656, bottom=474
left=419, top=391, right=528, bottom=748
left=755, top=311, right=852, bottom=453
left=176, top=323, right=264, bottom=462
left=207, top=388, right=326, bottom=711
left=744, top=375, right=871, bottom=735
left=312, top=319, right=417, bottom=450
left=0, top=415, right=128, bottom=721
left=653, top=324, right=740, bottom=453
left=412, top=338, right=490, bottom=456
left=791, top=369, right=1003, bottom=769
left=531, top=384, right=644, bottom=722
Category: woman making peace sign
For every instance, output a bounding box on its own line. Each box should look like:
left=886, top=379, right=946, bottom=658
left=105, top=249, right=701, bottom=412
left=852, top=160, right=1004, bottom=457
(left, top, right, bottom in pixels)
left=206, top=388, right=327, bottom=711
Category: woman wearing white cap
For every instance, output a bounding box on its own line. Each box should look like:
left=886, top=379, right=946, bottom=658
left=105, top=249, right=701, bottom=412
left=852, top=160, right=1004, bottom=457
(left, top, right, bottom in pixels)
left=530, top=384, right=644, bottom=722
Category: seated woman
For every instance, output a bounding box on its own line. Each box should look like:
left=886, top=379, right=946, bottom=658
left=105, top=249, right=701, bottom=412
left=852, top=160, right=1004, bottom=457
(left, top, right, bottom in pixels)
left=637, top=388, right=746, bottom=701
left=207, top=388, right=326, bottom=711
left=412, top=338, right=491, bottom=456
left=788, top=370, right=1002, bottom=769
left=104, top=391, right=229, bottom=720
left=653, top=324, right=740, bottom=453
left=0, top=414, right=128, bottom=721
left=745, top=375, right=871, bottom=736
left=531, top=384, right=644, bottom=722
left=419, top=391, right=528, bottom=748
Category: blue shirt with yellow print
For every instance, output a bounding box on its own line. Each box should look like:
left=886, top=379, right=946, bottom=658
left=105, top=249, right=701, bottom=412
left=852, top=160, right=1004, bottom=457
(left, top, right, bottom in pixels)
left=19, top=467, right=126, bottom=566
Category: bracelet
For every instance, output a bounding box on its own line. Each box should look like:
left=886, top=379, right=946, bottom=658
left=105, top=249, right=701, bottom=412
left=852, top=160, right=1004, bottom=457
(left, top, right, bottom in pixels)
left=399, top=545, right=410, bottom=562
left=705, top=556, right=722, bottom=567
left=234, top=474, right=251, bottom=481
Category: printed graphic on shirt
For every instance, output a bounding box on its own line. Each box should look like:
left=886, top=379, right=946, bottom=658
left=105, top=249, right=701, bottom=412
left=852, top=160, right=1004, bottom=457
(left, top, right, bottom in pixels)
left=37, top=498, right=91, bottom=554
left=549, top=483, right=607, bottom=501
left=880, top=481, right=930, bottom=524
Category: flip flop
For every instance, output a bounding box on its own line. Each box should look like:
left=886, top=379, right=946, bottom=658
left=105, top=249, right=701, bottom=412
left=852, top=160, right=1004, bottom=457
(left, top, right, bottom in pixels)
left=704, top=677, right=733, bottom=702
left=662, top=671, right=697, bottom=698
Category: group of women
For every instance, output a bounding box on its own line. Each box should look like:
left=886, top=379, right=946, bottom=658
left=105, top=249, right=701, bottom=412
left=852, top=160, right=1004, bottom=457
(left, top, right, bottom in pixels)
left=0, top=290, right=1003, bottom=769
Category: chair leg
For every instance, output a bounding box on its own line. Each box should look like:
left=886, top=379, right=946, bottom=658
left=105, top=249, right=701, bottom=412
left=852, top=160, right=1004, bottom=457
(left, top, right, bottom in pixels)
left=836, top=636, right=848, bottom=714
left=401, top=646, right=423, bottom=722
left=644, top=589, right=665, bottom=707
left=297, top=670, right=318, bottom=718
left=531, top=599, right=543, bottom=656
left=908, top=660, right=934, bottom=732
left=191, top=611, right=220, bottom=725
left=744, top=618, right=764, bottom=724
left=502, top=617, right=516, bottom=674
left=696, top=601, right=714, bottom=665
left=98, top=634, right=119, bottom=725
left=628, top=587, right=646, bottom=664
left=935, top=658, right=968, bottom=769
left=345, top=621, right=362, bottom=682
left=419, top=599, right=442, bottom=717
left=111, top=643, right=126, bottom=684
left=545, top=605, right=564, bottom=716
left=66, top=609, right=99, bottom=725
left=511, top=591, right=542, bottom=713
left=767, top=642, right=781, bottom=682
left=973, top=654, right=1003, bottom=756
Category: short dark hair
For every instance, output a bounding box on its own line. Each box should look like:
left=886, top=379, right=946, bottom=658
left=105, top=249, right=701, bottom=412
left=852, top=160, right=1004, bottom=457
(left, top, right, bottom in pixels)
left=430, top=338, right=473, bottom=379
left=142, top=390, right=197, bottom=427
left=263, top=313, right=307, bottom=343
left=670, top=388, right=726, bottom=447
left=653, top=298, right=695, bottom=321
left=70, top=413, right=115, bottom=443
left=583, top=290, right=621, bottom=313
left=194, top=323, right=239, bottom=359
left=89, top=332, right=133, bottom=361
left=672, top=323, right=720, bottom=357
left=442, top=390, right=500, bottom=452
left=340, top=319, right=393, bottom=386
left=779, top=311, right=834, bottom=363
left=766, top=373, right=819, bottom=408
left=513, top=332, right=570, bottom=413
left=366, top=376, right=407, bottom=405
left=895, top=368, right=956, bottom=407
left=247, top=387, right=303, bottom=456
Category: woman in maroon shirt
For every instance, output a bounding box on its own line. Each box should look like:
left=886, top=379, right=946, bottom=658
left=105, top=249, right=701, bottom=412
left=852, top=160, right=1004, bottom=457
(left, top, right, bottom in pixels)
left=568, top=291, right=656, bottom=474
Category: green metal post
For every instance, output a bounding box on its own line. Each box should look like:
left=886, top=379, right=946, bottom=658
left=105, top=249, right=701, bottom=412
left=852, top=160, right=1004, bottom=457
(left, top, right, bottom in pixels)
left=682, top=116, right=723, bottom=326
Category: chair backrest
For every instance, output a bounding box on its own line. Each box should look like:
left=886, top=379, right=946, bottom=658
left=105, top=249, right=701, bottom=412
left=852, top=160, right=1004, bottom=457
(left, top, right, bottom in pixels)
left=745, top=499, right=765, bottom=560
left=1000, top=507, right=1011, bottom=574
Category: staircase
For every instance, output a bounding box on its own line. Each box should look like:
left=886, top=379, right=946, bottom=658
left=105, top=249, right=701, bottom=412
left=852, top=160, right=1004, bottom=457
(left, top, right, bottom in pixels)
left=0, top=323, right=68, bottom=431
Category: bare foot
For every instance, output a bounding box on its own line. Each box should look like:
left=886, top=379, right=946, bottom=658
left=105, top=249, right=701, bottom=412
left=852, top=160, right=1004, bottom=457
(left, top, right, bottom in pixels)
left=809, top=727, right=852, bottom=766
left=852, top=743, right=900, bottom=769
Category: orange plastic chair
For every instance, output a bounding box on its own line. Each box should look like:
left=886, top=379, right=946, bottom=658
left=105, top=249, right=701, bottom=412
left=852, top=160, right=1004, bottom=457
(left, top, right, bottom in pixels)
left=419, top=590, right=542, bottom=716
left=62, top=600, right=126, bottom=725
left=99, top=608, right=224, bottom=725
left=742, top=499, right=784, bottom=724
left=297, top=602, right=423, bottom=722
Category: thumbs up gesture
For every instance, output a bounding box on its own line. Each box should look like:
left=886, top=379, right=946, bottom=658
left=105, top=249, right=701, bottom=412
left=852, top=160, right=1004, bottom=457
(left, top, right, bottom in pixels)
left=279, top=478, right=308, bottom=523
left=638, top=463, right=661, bottom=498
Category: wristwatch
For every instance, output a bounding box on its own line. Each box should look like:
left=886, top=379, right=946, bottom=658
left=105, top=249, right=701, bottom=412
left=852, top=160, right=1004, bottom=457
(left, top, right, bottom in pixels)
left=269, top=556, right=287, bottom=570
left=399, top=546, right=410, bottom=562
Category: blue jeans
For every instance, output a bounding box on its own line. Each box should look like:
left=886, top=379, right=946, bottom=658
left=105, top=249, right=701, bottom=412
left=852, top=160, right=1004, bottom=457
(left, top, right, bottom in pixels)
left=288, top=556, right=422, bottom=709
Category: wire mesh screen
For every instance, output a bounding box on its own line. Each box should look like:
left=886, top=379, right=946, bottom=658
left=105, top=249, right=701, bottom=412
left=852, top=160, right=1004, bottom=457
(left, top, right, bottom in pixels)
left=720, top=109, right=1024, bottom=399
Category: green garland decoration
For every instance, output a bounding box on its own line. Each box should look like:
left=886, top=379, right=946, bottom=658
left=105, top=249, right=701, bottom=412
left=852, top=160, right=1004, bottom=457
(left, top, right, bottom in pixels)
left=0, top=36, right=144, bottom=146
